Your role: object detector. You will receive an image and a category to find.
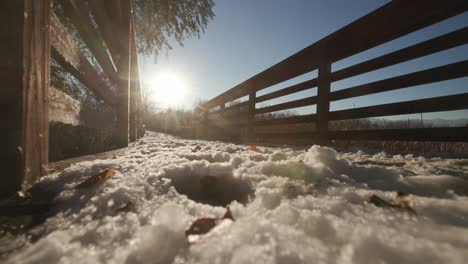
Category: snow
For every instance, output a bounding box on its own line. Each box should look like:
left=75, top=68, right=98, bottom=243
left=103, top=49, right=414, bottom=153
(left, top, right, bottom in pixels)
left=2, top=132, right=468, bottom=263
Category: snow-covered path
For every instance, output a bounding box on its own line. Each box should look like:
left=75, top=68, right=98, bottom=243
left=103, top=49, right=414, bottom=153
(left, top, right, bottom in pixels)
left=3, top=132, right=468, bottom=263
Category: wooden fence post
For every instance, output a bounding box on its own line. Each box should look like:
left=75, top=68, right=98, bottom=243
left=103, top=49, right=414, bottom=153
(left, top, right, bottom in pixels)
left=317, top=63, right=331, bottom=144
left=203, top=110, right=209, bottom=124
left=115, top=0, right=132, bottom=147
left=220, top=103, right=225, bottom=119
left=129, top=8, right=139, bottom=142
left=248, top=88, right=256, bottom=137
left=137, top=84, right=144, bottom=138
left=0, top=0, right=51, bottom=197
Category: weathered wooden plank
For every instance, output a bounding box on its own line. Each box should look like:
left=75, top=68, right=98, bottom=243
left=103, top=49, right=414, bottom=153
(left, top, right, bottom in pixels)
left=332, top=27, right=468, bottom=82
left=208, top=101, right=249, bottom=118
left=60, top=0, right=118, bottom=83
left=256, top=78, right=317, bottom=103
left=247, top=89, right=256, bottom=133
left=114, top=0, right=132, bottom=147
left=106, top=0, right=123, bottom=24
left=255, top=114, right=316, bottom=126
left=255, top=96, right=317, bottom=115
left=50, top=13, right=117, bottom=105
left=328, top=127, right=468, bottom=142
left=86, top=0, right=123, bottom=68
left=136, top=75, right=144, bottom=139
left=316, top=63, right=331, bottom=141
left=329, top=93, right=468, bottom=121
left=203, top=0, right=468, bottom=109
left=331, top=60, right=468, bottom=101
left=0, top=0, right=51, bottom=197
left=49, top=86, right=81, bottom=125
left=222, top=101, right=250, bottom=113
left=129, top=12, right=140, bottom=142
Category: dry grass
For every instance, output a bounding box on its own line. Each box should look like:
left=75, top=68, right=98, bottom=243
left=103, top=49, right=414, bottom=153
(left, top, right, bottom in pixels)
left=144, top=109, right=468, bottom=156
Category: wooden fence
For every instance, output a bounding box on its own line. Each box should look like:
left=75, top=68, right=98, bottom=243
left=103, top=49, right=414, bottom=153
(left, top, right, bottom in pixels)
left=1, top=0, right=142, bottom=196
left=200, top=0, right=468, bottom=144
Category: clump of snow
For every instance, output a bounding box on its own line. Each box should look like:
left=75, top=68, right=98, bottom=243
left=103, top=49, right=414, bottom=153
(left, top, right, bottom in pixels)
left=127, top=203, right=189, bottom=264
left=2, top=132, right=468, bottom=263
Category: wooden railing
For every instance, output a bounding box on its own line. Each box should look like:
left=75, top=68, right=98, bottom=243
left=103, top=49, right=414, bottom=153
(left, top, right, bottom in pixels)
left=200, top=0, right=468, bottom=144
left=1, top=0, right=142, bottom=196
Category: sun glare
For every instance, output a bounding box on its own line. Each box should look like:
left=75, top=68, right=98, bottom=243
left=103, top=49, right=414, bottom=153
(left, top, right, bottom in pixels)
left=151, top=72, right=185, bottom=108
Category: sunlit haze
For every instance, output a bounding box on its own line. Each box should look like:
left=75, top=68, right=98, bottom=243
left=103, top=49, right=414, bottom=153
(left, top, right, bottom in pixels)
left=149, top=71, right=187, bottom=109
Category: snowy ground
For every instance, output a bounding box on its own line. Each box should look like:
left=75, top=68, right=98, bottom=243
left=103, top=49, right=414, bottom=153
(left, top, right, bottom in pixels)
left=2, top=132, right=468, bottom=263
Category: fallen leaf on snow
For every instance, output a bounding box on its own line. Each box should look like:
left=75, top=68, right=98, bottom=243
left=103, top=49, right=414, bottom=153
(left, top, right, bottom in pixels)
left=74, top=168, right=115, bottom=189
left=248, top=145, right=260, bottom=152
left=369, top=192, right=416, bottom=215
left=186, top=207, right=235, bottom=243
left=192, top=145, right=202, bottom=152
left=222, top=206, right=234, bottom=221
left=395, top=191, right=414, bottom=208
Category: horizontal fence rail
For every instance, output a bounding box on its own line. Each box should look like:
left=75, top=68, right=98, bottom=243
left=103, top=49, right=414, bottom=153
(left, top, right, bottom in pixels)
left=50, top=13, right=117, bottom=105
left=256, top=78, right=318, bottom=103
left=331, top=26, right=468, bottom=82
left=255, top=96, right=318, bottom=115
left=199, top=0, right=468, bottom=144
left=331, top=60, right=468, bottom=101
left=329, top=93, right=468, bottom=121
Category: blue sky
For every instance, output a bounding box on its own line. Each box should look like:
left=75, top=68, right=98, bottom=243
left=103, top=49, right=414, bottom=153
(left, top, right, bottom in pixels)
left=139, top=0, right=468, bottom=120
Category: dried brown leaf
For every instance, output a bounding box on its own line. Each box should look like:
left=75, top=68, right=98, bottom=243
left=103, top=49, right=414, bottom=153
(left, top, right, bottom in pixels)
left=248, top=145, right=260, bottom=152
left=74, top=168, right=115, bottom=189
left=192, top=145, right=202, bottom=152
left=185, top=207, right=235, bottom=238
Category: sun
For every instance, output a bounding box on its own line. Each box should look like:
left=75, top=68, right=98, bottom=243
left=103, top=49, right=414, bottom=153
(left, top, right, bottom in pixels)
left=150, top=71, right=185, bottom=108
